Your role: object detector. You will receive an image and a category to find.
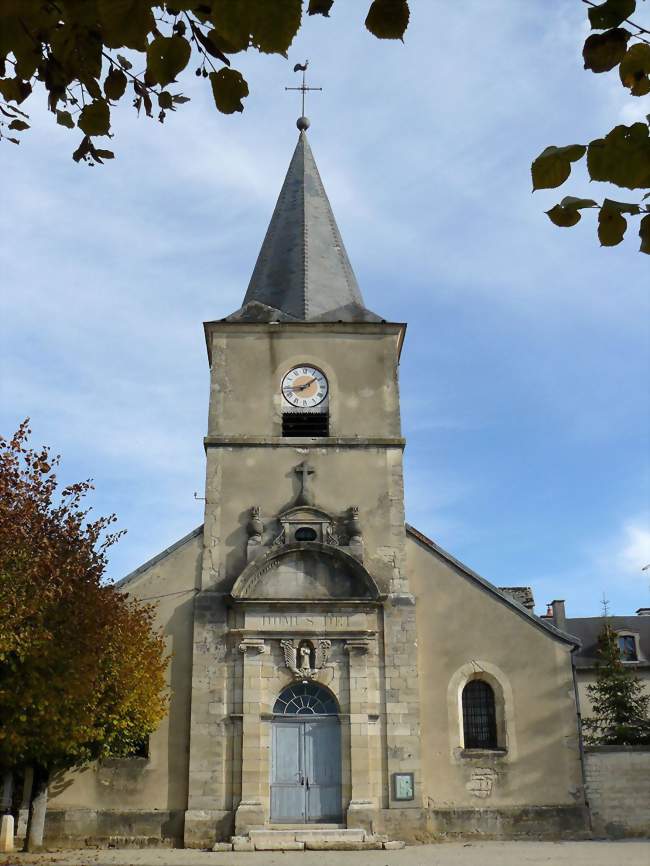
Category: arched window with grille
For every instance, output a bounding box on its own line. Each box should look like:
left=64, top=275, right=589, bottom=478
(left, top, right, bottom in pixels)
left=462, top=679, right=498, bottom=749
left=273, top=682, right=338, bottom=716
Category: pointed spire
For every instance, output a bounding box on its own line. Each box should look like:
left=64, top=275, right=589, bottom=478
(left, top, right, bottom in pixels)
left=228, top=129, right=381, bottom=323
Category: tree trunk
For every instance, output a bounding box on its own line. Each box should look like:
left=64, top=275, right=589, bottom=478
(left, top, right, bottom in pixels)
left=25, top=768, right=49, bottom=852
left=0, top=771, right=12, bottom=812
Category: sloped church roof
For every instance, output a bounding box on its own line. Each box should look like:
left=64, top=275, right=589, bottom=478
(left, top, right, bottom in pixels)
left=227, top=128, right=382, bottom=323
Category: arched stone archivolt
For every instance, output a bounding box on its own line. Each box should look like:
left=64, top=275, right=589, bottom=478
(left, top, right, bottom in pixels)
left=230, top=542, right=382, bottom=600
left=446, top=660, right=517, bottom=762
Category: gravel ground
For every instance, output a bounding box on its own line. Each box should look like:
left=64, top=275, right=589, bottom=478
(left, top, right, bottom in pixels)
left=2, top=841, right=650, bottom=866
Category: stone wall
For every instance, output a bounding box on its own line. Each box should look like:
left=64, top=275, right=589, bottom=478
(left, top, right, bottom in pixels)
left=584, top=746, right=650, bottom=838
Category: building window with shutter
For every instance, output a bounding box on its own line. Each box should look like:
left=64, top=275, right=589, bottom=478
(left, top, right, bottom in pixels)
left=618, top=634, right=638, bottom=662
left=462, top=680, right=498, bottom=749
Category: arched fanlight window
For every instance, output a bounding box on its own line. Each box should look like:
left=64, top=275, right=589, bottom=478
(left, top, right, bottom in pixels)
left=273, top=682, right=338, bottom=716
left=462, top=680, right=498, bottom=749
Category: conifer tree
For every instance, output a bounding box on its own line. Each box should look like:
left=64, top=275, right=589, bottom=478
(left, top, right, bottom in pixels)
left=583, top=623, right=650, bottom=746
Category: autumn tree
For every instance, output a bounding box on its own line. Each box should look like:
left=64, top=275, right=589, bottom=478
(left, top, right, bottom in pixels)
left=0, top=421, right=168, bottom=850
left=532, top=0, right=650, bottom=254
left=0, top=1, right=410, bottom=164
left=582, top=623, right=650, bottom=745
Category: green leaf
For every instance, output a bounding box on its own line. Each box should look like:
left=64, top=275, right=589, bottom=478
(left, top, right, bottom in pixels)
left=583, top=28, right=630, bottom=73
left=587, top=123, right=650, bottom=189
left=8, top=119, right=29, bottom=131
left=598, top=203, right=627, bottom=246
left=546, top=204, right=582, bottom=227
left=531, top=144, right=587, bottom=190
left=98, top=0, right=155, bottom=51
left=0, top=77, right=32, bottom=104
left=158, top=91, right=173, bottom=109
left=104, top=67, right=128, bottom=101
left=210, top=0, right=301, bottom=54
left=365, top=0, right=410, bottom=40
left=72, top=135, right=92, bottom=162
left=560, top=196, right=598, bottom=209
left=588, top=0, right=635, bottom=30
left=308, top=0, right=334, bottom=15
left=601, top=197, right=641, bottom=214
left=189, top=22, right=230, bottom=65
left=93, top=148, right=115, bottom=161
left=639, top=213, right=650, bottom=254
left=56, top=110, right=75, bottom=128
left=146, top=35, right=192, bottom=86
left=81, top=76, right=102, bottom=100
left=619, top=43, right=650, bottom=96
left=116, top=54, right=133, bottom=71
left=77, top=99, right=110, bottom=136
left=209, top=68, right=249, bottom=113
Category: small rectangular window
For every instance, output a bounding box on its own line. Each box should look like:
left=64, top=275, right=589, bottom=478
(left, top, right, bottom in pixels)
left=282, top=412, right=329, bottom=437
left=618, top=635, right=638, bottom=662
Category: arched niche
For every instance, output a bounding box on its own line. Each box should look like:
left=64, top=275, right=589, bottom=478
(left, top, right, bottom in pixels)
left=231, top=542, right=381, bottom=601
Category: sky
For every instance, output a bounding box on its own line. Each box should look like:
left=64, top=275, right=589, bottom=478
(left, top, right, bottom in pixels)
left=1, top=1, right=649, bottom=618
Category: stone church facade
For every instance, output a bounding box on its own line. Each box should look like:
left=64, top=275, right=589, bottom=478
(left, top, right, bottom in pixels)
left=45, top=124, right=589, bottom=847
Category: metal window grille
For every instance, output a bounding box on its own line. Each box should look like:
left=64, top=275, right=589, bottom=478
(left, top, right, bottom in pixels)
left=273, top=683, right=338, bottom=716
left=462, top=680, right=497, bottom=749
left=282, top=411, right=329, bottom=437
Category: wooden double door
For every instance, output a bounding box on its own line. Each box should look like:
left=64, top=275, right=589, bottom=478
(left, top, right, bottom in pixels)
left=270, top=717, right=342, bottom=823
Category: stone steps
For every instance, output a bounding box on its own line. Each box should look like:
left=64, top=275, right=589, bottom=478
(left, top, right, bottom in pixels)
left=218, top=828, right=406, bottom=852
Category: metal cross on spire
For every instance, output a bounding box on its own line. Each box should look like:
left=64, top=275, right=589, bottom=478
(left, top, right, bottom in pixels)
left=285, top=60, right=322, bottom=130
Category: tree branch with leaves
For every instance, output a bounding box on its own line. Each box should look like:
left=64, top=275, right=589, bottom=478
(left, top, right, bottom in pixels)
left=532, top=0, right=650, bottom=254
left=0, top=421, right=168, bottom=850
left=0, top=0, right=410, bottom=165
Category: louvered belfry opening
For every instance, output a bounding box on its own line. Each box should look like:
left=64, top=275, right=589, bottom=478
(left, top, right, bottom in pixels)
left=282, top=411, right=329, bottom=437
left=462, top=680, right=498, bottom=749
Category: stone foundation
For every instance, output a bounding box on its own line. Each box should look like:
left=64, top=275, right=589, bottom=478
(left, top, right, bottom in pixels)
left=43, top=809, right=184, bottom=849
left=426, top=805, right=590, bottom=840
left=41, top=802, right=590, bottom=848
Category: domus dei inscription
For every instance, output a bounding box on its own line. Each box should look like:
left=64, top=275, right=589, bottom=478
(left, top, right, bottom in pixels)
left=244, top=609, right=371, bottom=633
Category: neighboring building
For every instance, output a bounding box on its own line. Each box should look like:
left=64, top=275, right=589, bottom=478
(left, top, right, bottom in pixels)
left=43, top=121, right=590, bottom=848
left=543, top=601, right=650, bottom=719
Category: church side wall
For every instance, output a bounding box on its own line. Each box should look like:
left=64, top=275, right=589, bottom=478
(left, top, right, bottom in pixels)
left=44, top=530, right=202, bottom=847
left=406, top=535, right=589, bottom=838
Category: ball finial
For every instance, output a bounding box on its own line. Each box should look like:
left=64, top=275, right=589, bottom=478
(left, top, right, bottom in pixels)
left=297, top=116, right=310, bottom=131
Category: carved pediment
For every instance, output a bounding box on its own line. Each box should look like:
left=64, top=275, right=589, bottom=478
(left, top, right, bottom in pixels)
left=280, top=506, right=334, bottom=523
left=231, top=543, right=380, bottom=601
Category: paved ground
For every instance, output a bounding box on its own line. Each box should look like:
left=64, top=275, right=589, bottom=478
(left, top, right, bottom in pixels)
left=2, top=841, right=650, bottom=866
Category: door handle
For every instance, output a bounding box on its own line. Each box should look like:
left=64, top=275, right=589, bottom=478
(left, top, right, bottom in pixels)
left=305, top=776, right=309, bottom=790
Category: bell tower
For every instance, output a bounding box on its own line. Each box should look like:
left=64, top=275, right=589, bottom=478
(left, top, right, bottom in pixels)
left=184, top=120, right=422, bottom=846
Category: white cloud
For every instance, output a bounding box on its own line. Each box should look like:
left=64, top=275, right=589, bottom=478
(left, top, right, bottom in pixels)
left=616, top=517, right=650, bottom=576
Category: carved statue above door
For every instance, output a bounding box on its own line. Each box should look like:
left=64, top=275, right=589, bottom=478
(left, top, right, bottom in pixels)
left=280, top=638, right=332, bottom=681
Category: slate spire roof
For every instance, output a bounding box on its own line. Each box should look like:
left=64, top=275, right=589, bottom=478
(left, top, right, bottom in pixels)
left=228, top=129, right=382, bottom=323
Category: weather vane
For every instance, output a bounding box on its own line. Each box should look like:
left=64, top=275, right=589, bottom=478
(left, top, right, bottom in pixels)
left=285, top=60, right=322, bottom=129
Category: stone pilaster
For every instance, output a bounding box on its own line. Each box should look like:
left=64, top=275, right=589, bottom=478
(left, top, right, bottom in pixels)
left=184, top=592, right=232, bottom=848
left=345, top=638, right=373, bottom=826
left=382, top=594, right=422, bottom=809
left=234, top=638, right=267, bottom=835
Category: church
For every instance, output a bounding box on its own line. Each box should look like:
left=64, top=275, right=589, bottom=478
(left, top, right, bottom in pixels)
left=44, top=117, right=590, bottom=849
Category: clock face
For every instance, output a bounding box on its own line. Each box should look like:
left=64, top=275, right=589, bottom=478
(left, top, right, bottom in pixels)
left=282, top=365, right=328, bottom=409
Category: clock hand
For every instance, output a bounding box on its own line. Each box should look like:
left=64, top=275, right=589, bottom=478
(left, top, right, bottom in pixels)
left=296, top=377, right=318, bottom=392
left=283, top=378, right=318, bottom=393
